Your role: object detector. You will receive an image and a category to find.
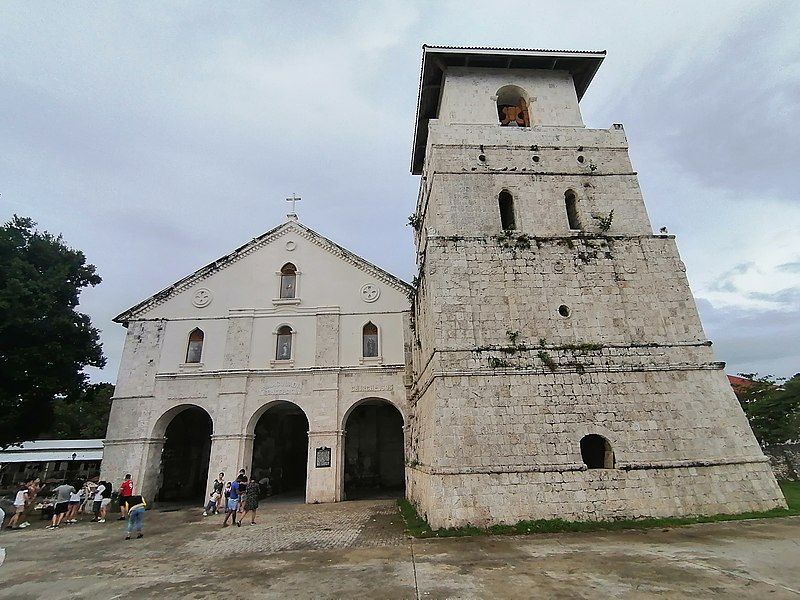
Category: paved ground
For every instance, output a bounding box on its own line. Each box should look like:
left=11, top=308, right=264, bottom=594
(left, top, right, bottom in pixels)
left=1, top=498, right=799, bottom=599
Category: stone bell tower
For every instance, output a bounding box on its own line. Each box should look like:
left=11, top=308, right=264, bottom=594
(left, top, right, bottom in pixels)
left=406, top=45, right=785, bottom=529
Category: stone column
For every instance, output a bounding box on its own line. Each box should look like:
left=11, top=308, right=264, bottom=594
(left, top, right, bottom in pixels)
left=103, top=437, right=165, bottom=501
left=208, top=433, right=255, bottom=489
left=306, top=430, right=343, bottom=503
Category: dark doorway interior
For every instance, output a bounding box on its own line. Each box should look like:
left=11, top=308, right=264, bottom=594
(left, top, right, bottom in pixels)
left=159, top=407, right=212, bottom=502
left=251, top=402, right=309, bottom=496
left=344, top=401, right=405, bottom=500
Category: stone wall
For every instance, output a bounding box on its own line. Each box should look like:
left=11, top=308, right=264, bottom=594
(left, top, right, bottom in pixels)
left=764, top=443, right=800, bottom=480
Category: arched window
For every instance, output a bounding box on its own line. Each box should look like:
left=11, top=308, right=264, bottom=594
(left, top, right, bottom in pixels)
left=280, top=263, right=297, bottom=299
left=499, top=190, right=516, bottom=231
left=276, top=326, right=293, bottom=360
left=580, top=434, right=614, bottom=469
left=362, top=322, right=379, bottom=357
left=185, top=328, right=204, bottom=363
left=565, top=190, right=581, bottom=230
left=496, top=85, right=530, bottom=127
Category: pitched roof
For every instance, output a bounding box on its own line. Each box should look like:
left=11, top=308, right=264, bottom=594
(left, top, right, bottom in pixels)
left=411, top=45, right=607, bottom=174
left=113, top=219, right=412, bottom=324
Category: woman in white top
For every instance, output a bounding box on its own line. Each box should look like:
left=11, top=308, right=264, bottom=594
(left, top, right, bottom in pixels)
left=66, top=486, right=83, bottom=523
left=6, top=486, right=29, bottom=529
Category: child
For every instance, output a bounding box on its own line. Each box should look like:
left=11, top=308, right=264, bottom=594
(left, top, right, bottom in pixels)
left=6, top=484, right=29, bottom=529
left=203, top=490, right=220, bottom=516
left=122, top=495, right=147, bottom=540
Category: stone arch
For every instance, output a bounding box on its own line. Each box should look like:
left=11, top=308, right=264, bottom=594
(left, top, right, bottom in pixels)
left=152, top=404, right=213, bottom=501
left=496, top=85, right=530, bottom=127
left=247, top=400, right=310, bottom=497
left=580, top=433, right=615, bottom=469
left=498, top=189, right=516, bottom=231
left=342, top=397, right=405, bottom=499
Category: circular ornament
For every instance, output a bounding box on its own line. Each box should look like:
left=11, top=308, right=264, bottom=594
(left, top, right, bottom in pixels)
left=553, top=261, right=565, bottom=274
left=285, top=240, right=297, bottom=251
left=360, top=284, right=380, bottom=303
left=192, top=288, right=213, bottom=308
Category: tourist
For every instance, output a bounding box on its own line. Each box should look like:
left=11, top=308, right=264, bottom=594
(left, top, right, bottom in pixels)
left=213, top=472, right=225, bottom=512
left=122, top=494, right=147, bottom=540
left=93, top=481, right=109, bottom=522
left=221, top=481, right=239, bottom=527
left=47, top=482, right=75, bottom=529
left=235, top=469, right=247, bottom=514
left=118, top=474, right=134, bottom=520
left=203, top=489, right=219, bottom=517
left=239, top=476, right=260, bottom=526
left=6, top=483, right=29, bottom=529
left=66, top=484, right=83, bottom=523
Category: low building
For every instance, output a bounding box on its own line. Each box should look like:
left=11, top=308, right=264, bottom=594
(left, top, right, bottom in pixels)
left=0, top=439, right=103, bottom=488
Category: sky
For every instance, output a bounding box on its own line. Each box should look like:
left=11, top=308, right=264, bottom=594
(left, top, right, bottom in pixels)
left=1, top=1, right=799, bottom=382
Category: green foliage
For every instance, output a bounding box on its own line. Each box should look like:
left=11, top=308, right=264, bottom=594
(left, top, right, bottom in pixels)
left=537, top=350, right=557, bottom=371
left=734, top=373, right=800, bottom=445
left=497, top=231, right=532, bottom=252
left=488, top=356, right=511, bottom=369
left=506, top=329, right=521, bottom=345
left=48, top=383, right=115, bottom=439
left=407, top=214, right=422, bottom=230
left=597, top=210, right=614, bottom=232
left=0, top=216, right=105, bottom=447
left=398, top=481, right=800, bottom=539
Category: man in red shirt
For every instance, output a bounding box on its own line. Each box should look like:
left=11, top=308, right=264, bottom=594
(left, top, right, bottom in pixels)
left=118, top=474, right=134, bottom=520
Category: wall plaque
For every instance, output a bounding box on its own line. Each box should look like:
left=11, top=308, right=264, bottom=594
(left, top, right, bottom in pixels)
left=263, top=380, right=301, bottom=395
left=315, top=446, right=332, bottom=468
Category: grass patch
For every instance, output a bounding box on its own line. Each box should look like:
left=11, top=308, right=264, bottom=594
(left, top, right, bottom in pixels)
left=398, top=481, right=800, bottom=539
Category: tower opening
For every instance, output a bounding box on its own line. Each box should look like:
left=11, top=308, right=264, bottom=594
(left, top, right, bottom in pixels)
left=251, top=402, right=309, bottom=497
left=565, top=190, right=581, bottom=230
left=158, top=406, right=212, bottom=502
left=344, top=400, right=405, bottom=500
left=580, top=434, right=614, bottom=469
left=499, top=190, right=516, bottom=231
left=496, top=85, right=530, bottom=127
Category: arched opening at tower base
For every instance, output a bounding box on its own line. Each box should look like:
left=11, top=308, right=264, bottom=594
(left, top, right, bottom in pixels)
left=344, top=399, right=405, bottom=500
left=158, top=406, right=212, bottom=502
left=251, top=402, right=309, bottom=498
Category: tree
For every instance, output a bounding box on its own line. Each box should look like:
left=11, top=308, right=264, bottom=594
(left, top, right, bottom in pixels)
left=0, top=215, right=105, bottom=447
left=49, top=383, right=115, bottom=439
left=734, top=372, right=800, bottom=446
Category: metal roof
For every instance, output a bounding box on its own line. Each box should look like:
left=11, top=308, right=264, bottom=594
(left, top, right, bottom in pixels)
left=411, top=45, right=607, bottom=174
left=0, top=439, right=104, bottom=464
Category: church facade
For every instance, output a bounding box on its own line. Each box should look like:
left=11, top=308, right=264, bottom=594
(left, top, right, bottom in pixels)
left=101, top=218, right=412, bottom=503
left=104, top=45, right=786, bottom=526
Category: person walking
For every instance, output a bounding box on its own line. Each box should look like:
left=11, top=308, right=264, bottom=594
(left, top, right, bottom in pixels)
left=235, top=469, right=247, bottom=515
left=118, top=474, right=134, bottom=520
left=66, top=484, right=83, bottom=523
left=221, top=481, right=239, bottom=527
left=239, top=477, right=260, bottom=526
left=47, top=482, right=75, bottom=529
left=92, top=481, right=109, bottom=522
left=122, top=495, right=147, bottom=540
left=6, top=484, right=29, bottom=529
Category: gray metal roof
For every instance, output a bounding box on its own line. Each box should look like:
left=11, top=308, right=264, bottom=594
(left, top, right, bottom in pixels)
left=0, top=439, right=104, bottom=463
left=411, top=45, right=607, bottom=174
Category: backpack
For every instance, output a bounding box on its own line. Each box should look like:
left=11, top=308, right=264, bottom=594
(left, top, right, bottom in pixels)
left=100, top=481, right=113, bottom=498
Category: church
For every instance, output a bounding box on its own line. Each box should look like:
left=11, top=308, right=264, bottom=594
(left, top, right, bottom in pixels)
left=102, top=45, right=786, bottom=527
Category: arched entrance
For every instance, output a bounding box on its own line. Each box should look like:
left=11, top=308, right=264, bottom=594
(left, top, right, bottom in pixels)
left=251, top=401, right=309, bottom=497
left=343, top=399, right=405, bottom=500
left=158, top=406, right=212, bottom=502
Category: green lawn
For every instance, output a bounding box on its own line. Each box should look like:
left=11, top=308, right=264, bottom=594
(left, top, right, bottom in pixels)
left=399, top=480, right=800, bottom=539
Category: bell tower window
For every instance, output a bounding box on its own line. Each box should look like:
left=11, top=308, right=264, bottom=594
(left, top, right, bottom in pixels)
left=496, top=85, right=530, bottom=127
left=565, top=190, right=581, bottom=231
left=499, top=190, right=516, bottom=231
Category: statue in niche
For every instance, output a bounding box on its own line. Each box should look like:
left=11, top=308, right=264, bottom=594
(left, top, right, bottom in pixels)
left=499, top=98, right=530, bottom=127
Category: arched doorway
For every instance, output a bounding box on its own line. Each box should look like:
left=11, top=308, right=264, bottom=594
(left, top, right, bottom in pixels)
left=343, top=399, right=405, bottom=500
left=158, top=406, right=212, bottom=502
left=251, top=401, right=309, bottom=497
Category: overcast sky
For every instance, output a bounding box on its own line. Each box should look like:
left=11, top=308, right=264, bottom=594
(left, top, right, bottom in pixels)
left=2, top=1, right=798, bottom=382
